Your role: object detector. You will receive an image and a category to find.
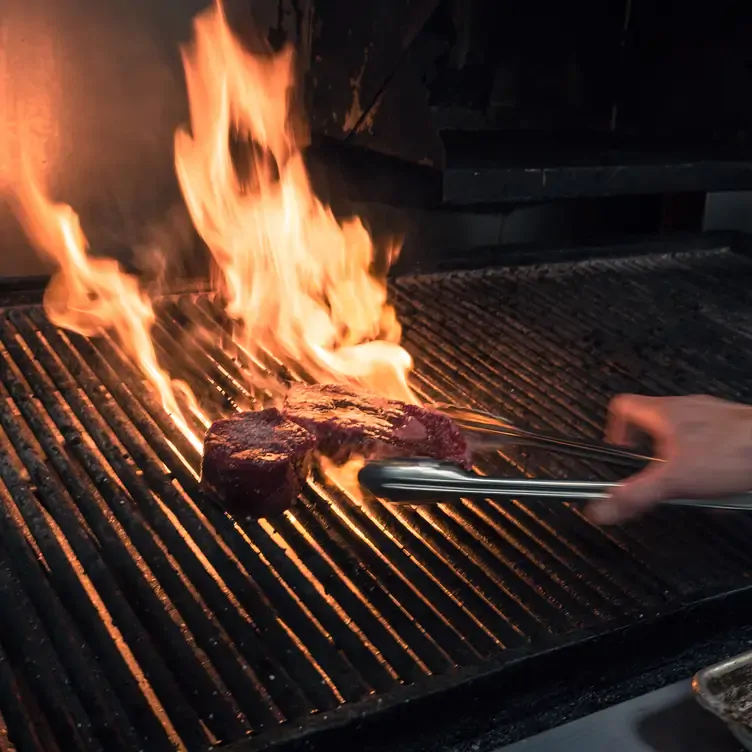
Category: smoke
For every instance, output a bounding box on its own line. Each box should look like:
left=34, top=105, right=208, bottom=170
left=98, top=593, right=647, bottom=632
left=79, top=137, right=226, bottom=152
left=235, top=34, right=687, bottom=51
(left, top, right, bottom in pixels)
left=130, top=203, right=200, bottom=288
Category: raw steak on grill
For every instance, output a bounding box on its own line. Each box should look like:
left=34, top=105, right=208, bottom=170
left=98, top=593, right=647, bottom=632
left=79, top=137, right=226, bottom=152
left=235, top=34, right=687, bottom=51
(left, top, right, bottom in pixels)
left=201, top=407, right=316, bottom=519
left=283, top=383, right=470, bottom=467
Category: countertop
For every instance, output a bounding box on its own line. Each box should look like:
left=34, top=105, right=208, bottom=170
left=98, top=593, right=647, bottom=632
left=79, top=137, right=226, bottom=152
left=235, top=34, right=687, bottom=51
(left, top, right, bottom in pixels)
left=501, top=681, right=742, bottom=752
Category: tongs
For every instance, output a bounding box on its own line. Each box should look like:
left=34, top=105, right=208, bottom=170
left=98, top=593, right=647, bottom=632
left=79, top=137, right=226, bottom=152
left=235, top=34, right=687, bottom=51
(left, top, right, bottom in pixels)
left=434, top=404, right=655, bottom=468
left=358, top=459, right=752, bottom=511
left=357, top=405, right=752, bottom=511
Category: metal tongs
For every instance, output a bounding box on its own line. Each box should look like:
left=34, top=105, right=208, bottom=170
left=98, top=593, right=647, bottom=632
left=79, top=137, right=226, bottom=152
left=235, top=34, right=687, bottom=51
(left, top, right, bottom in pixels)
left=358, top=460, right=752, bottom=511
left=433, top=404, right=656, bottom=468
left=357, top=405, right=752, bottom=511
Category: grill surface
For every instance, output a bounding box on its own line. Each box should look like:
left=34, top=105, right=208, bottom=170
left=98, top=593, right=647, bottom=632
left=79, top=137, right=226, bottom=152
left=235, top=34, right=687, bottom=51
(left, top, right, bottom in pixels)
left=1, top=244, right=752, bottom=750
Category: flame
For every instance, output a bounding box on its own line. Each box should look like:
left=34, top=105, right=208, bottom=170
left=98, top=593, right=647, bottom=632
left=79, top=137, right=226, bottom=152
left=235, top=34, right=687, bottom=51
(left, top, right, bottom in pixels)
left=318, top=455, right=366, bottom=504
left=13, top=167, right=207, bottom=453
left=174, top=1, right=414, bottom=402
left=10, top=0, right=415, bottom=471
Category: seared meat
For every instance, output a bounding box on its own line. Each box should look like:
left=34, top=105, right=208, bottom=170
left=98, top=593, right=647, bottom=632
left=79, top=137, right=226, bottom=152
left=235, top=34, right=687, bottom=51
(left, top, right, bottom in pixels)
left=201, top=385, right=469, bottom=519
left=283, top=383, right=469, bottom=467
left=201, top=408, right=316, bottom=519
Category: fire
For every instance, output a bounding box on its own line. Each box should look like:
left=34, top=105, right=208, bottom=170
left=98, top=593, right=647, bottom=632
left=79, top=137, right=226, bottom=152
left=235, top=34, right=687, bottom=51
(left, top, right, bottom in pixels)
left=10, top=0, right=414, bottom=461
left=174, top=1, right=414, bottom=402
left=13, top=167, right=207, bottom=453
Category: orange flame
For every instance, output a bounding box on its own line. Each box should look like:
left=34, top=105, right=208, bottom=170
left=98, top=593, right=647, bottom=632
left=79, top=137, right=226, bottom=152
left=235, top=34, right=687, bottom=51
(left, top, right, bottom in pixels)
left=174, top=1, right=414, bottom=402
left=10, top=0, right=414, bottom=466
left=13, top=167, right=207, bottom=453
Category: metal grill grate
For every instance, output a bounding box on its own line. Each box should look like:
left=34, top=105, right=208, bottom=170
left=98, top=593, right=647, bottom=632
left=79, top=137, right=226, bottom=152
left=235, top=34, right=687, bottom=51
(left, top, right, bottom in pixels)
left=1, top=246, right=752, bottom=750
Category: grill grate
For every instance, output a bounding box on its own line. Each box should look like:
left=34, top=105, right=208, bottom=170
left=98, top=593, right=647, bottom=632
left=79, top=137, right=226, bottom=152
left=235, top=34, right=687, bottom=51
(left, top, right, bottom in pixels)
left=1, top=246, right=752, bottom=750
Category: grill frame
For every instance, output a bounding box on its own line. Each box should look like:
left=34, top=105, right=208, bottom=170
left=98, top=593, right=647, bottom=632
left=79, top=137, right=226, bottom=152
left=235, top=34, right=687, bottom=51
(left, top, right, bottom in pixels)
left=1, top=232, right=752, bottom=751
left=222, top=586, right=752, bottom=752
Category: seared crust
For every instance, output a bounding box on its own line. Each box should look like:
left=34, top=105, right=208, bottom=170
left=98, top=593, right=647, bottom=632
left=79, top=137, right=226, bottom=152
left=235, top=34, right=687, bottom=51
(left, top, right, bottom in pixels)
left=284, top=383, right=469, bottom=467
left=201, top=408, right=316, bottom=519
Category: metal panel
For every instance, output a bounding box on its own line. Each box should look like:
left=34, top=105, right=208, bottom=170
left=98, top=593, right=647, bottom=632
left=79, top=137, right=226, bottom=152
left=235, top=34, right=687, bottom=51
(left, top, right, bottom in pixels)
left=500, top=682, right=739, bottom=752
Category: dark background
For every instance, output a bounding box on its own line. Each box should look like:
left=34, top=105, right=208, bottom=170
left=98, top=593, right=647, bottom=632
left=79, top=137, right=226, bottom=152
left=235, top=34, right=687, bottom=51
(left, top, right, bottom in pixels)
left=302, top=0, right=752, bottom=164
left=2, top=0, right=751, bottom=279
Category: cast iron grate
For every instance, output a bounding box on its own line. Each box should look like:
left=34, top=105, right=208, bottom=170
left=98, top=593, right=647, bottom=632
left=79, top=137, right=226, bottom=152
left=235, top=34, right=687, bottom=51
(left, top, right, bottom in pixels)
left=0, top=246, right=752, bottom=750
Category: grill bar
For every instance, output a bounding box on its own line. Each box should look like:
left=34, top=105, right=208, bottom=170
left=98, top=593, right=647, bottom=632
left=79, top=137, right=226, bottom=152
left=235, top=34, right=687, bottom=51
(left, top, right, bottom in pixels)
left=22, top=314, right=353, bottom=714
left=393, top=278, right=752, bottom=588
left=0, top=369, right=250, bottom=746
left=47, top=319, right=363, bottom=708
left=0, top=471, right=148, bottom=752
left=0, top=244, right=752, bottom=749
left=0, top=435, right=180, bottom=750
left=0, top=513, right=101, bottom=752
left=5, top=314, right=281, bottom=733
left=398, top=277, right=752, bottom=592
left=0, top=322, right=213, bottom=749
left=302, top=477, right=508, bottom=655
left=0, top=636, right=53, bottom=752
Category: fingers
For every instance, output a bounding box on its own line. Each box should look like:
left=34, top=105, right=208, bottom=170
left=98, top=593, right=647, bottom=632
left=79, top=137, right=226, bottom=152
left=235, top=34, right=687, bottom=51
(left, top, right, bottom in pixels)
left=585, top=463, right=672, bottom=525
left=605, top=394, right=667, bottom=446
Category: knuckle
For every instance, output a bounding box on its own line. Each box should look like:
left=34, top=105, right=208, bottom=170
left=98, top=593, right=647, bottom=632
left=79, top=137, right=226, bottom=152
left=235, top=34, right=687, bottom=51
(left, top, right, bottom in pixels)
left=610, top=393, right=637, bottom=413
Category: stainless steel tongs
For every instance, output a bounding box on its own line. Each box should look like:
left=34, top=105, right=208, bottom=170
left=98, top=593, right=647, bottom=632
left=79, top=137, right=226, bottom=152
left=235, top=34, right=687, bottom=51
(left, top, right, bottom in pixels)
left=358, top=459, right=752, bottom=511
left=432, top=403, right=656, bottom=468
left=357, top=405, right=752, bottom=511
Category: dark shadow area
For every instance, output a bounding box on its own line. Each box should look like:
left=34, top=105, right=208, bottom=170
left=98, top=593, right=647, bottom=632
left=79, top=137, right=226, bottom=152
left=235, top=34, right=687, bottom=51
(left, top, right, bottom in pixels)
left=637, top=695, right=741, bottom=752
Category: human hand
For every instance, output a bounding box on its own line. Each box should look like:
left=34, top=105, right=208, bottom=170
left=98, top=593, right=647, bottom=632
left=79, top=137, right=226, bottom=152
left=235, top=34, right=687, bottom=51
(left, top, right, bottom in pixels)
left=585, top=394, right=752, bottom=524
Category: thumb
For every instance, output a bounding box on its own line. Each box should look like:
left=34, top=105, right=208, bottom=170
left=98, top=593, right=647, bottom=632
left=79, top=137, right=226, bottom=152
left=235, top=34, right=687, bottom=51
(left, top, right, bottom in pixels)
left=586, top=464, right=672, bottom=524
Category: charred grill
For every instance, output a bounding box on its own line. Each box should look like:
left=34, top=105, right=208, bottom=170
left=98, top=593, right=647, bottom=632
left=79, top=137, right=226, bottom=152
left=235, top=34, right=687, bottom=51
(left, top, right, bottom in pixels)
left=0, top=239, right=751, bottom=750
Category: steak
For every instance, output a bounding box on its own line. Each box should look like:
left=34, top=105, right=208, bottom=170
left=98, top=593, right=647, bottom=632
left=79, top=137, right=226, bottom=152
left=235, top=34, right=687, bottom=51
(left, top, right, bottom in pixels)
left=201, top=385, right=470, bottom=519
left=201, top=408, right=316, bottom=519
left=283, top=383, right=470, bottom=467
